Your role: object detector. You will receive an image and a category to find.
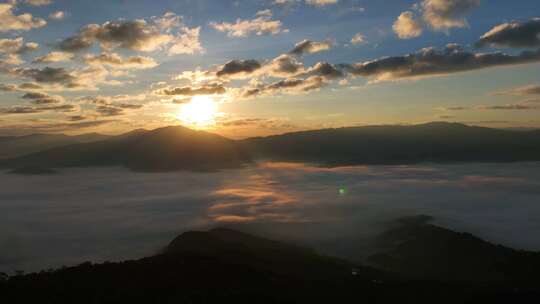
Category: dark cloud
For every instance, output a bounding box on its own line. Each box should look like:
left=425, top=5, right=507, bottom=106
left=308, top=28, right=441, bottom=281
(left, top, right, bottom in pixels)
left=244, top=76, right=328, bottom=98
left=289, top=39, right=332, bottom=56
left=14, top=67, right=76, bottom=84
left=157, top=84, right=226, bottom=96
left=0, top=83, right=17, bottom=92
left=18, top=83, right=43, bottom=90
left=478, top=104, right=540, bottom=110
left=83, top=53, right=158, bottom=69
left=0, top=106, right=44, bottom=115
left=22, top=92, right=63, bottom=105
left=0, top=104, right=77, bottom=115
left=216, top=60, right=262, bottom=77
left=68, top=115, right=87, bottom=122
left=342, top=44, right=540, bottom=81
left=22, top=92, right=49, bottom=100
left=95, top=106, right=125, bottom=117
left=477, top=18, right=540, bottom=48
left=58, top=20, right=170, bottom=52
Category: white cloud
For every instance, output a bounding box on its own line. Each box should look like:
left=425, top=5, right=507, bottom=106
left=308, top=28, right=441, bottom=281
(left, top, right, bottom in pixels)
left=210, top=11, right=286, bottom=37
left=393, top=11, right=423, bottom=39
left=49, top=11, right=66, bottom=21
left=350, top=32, right=366, bottom=45
left=0, top=3, right=47, bottom=32
left=33, top=51, right=74, bottom=63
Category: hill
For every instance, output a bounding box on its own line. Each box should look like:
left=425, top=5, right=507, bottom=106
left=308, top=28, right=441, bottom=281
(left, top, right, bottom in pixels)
left=1, top=226, right=539, bottom=303
left=0, top=133, right=110, bottom=159
left=0, top=126, right=250, bottom=172
left=241, top=122, right=540, bottom=165
left=3, top=122, right=540, bottom=172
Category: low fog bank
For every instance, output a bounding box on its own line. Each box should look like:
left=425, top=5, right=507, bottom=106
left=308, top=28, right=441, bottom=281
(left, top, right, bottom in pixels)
left=1, top=162, right=540, bottom=273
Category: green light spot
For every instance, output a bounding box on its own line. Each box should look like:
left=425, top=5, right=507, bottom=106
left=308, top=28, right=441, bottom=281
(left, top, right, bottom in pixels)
left=339, top=188, right=347, bottom=195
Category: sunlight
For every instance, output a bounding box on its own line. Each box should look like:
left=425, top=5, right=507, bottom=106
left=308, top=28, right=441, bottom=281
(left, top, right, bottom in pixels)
left=177, top=96, right=218, bottom=128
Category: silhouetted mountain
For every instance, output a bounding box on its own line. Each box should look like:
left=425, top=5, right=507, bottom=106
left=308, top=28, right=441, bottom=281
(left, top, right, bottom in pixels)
left=241, top=122, right=540, bottom=165
left=0, top=126, right=250, bottom=172
left=0, top=132, right=110, bottom=159
left=367, top=215, right=540, bottom=285
left=3, top=122, right=540, bottom=173
left=1, top=227, right=538, bottom=303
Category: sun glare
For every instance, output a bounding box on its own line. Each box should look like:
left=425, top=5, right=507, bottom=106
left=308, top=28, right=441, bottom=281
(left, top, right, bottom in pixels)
left=177, top=96, right=218, bottom=128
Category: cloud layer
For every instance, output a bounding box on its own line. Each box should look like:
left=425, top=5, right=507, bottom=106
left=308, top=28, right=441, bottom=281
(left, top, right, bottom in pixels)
left=2, top=162, right=540, bottom=273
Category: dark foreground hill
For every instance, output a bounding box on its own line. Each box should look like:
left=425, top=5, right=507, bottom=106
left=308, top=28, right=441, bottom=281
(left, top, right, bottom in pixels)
left=0, top=126, right=250, bottom=172
left=241, top=122, right=540, bottom=165
left=1, top=224, right=539, bottom=303
left=367, top=215, right=540, bottom=284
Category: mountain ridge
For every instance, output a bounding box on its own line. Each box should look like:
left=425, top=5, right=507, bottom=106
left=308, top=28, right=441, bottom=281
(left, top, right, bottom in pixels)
left=2, top=122, right=540, bottom=172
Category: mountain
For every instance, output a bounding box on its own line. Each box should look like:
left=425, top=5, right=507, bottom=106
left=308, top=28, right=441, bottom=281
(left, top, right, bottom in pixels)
left=367, top=215, right=540, bottom=284
left=0, top=133, right=110, bottom=159
left=1, top=226, right=538, bottom=304
left=3, top=122, right=540, bottom=173
left=0, top=126, right=250, bottom=172
left=241, top=122, right=540, bottom=165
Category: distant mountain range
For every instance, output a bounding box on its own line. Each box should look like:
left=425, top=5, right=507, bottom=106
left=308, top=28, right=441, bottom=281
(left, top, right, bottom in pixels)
left=0, top=132, right=109, bottom=159
left=242, top=122, right=540, bottom=165
left=0, top=126, right=250, bottom=172
left=1, top=218, right=539, bottom=303
left=2, top=122, right=540, bottom=172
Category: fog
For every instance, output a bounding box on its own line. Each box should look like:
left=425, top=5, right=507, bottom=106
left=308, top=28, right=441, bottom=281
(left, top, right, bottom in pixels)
left=2, top=162, right=540, bottom=273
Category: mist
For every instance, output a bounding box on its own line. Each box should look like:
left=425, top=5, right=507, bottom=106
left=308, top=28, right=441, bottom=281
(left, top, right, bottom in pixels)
left=2, top=162, right=540, bottom=273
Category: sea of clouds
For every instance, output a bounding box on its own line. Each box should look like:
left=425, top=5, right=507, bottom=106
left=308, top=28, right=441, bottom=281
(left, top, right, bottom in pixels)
left=2, top=162, right=540, bottom=273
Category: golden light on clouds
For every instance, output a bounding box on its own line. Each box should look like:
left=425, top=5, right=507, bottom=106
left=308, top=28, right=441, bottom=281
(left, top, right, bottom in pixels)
left=177, top=95, right=219, bottom=128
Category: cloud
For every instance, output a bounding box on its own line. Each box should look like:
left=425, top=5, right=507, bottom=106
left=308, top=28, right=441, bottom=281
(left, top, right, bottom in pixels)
left=477, top=18, right=540, bottom=49
left=305, top=0, right=338, bottom=6
left=421, top=0, right=480, bottom=31
left=441, top=106, right=470, bottom=110
left=156, top=84, right=226, bottom=97
left=9, top=65, right=122, bottom=91
left=289, top=39, right=333, bottom=56
left=264, top=54, right=305, bottom=77
left=350, top=33, right=366, bottom=45
left=58, top=12, right=202, bottom=55
left=393, top=11, right=423, bottom=39
left=0, top=104, right=77, bottom=115
left=343, top=44, right=540, bottom=82
left=210, top=10, right=286, bottom=37
left=393, top=0, right=480, bottom=39
left=0, top=3, right=47, bottom=32
left=273, top=0, right=338, bottom=7
left=24, top=0, right=53, bottom=6
left=478, top=104, right=540, bottom=110
left=216, top=59, right=262, bottom=77
left=494, top=84, right=540, bottom=96
left=83, top=53, right=158, bottom=69
left=0, top=83, right=18, bottom=92
left=48, top=11, right=65, bottom=21
left=242, top=75, right=329, bottom=98
left=3, top=162, right=540, bottom=273
left=32, top=51, right=74, bottom=63
left=95, top=105, right=125, bottom=117
left=0, top=37, right=39, bottom=66
left=21, top=92, right=64, bottom=105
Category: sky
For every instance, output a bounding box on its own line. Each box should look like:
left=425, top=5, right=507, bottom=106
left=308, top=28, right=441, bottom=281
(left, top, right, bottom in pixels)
left=0, top=0, right=539, bottom=138
left=3, top=162, right=540, bottom=273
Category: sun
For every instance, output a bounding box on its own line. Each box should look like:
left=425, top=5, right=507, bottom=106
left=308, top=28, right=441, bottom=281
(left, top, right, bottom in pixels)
left=177, top=96, right=218, bottom=128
